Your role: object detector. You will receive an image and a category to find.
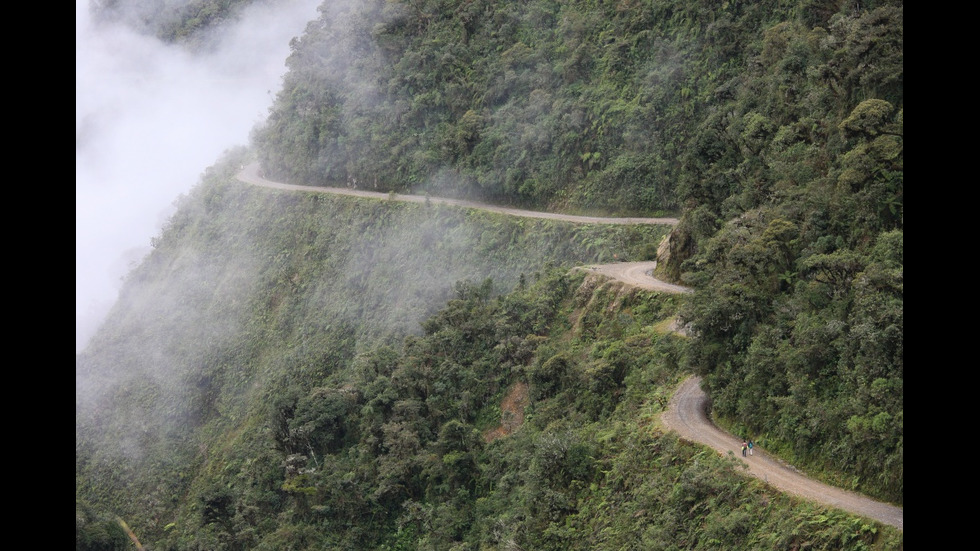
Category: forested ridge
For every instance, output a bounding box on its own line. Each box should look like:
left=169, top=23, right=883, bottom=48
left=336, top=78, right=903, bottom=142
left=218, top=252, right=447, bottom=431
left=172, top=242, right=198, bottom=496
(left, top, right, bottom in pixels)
left=77, top=0, right=902, bottom=549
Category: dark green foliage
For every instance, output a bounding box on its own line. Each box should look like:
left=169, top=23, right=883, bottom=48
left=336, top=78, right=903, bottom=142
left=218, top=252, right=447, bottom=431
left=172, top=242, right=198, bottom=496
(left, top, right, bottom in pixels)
left=91, top=0, right=257, bottom=48
left=77, top=171, right=902, bottom=546
left=79, top=0, right=902, bottom=547
left=75, top=156, right=671, bottom=547
left=668, top=2, right=902, bottom=504
left=76, top=501, right=130, bottom=551
left=256, top=0, right=794, bottom=215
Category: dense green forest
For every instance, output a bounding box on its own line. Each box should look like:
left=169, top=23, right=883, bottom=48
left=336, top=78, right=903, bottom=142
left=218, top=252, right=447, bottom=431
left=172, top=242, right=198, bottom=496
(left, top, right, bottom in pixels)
left=90, top=0, right=257, bottom=47
left=77, top=0, right=902, bottom=549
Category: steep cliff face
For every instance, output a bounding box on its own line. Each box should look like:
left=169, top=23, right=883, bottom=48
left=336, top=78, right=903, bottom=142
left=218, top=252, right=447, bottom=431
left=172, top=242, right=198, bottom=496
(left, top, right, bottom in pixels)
left=654, top=227, right=695, bottom=286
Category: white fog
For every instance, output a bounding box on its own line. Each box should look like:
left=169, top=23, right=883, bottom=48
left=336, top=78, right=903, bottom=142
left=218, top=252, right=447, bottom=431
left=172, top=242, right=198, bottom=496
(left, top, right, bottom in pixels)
left=76, top=0, right=321, bottom=352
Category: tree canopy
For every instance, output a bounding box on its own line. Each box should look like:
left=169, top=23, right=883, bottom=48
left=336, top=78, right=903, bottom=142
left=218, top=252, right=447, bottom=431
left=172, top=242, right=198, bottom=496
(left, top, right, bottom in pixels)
left=77, top=0, right=902, bottom=548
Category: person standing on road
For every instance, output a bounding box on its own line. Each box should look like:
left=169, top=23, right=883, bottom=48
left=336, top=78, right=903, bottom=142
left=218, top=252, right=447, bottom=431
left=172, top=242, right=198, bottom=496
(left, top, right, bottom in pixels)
left=741, top=440, right=748, bottom=457
left=748, top=440, right=754, bottom=456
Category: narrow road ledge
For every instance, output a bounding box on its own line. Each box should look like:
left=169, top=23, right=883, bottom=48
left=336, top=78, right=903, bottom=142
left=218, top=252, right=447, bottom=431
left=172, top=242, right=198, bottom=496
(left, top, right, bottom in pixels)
left=662, top=376, right=903, bottom=531
left=237, top=163, right=679, bottom=226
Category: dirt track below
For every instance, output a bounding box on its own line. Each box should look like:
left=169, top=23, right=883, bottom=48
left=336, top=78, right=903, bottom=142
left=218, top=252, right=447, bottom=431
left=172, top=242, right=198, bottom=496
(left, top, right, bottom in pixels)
left=661, top=376, right=903, bottom=530
left=575, top=261, right=692, bottom=294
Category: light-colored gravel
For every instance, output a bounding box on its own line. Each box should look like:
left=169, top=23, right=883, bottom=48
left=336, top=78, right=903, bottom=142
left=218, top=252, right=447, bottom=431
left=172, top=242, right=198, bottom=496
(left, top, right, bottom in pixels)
left=237, top=163, right=679, bottom=226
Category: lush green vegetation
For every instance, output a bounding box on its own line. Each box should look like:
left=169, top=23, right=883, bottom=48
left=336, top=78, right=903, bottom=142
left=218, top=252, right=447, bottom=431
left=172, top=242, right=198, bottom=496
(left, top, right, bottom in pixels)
left=90, top=0, right=257, bottom=47
left=254, top=0, right=903, bottom=505
left=672, top=5, right=904, bottom=504
left=78, top=0, right=902, bottom=548
left=77, top=154, right=900, bottom=548
left=254, top=0, right=718, bottom=214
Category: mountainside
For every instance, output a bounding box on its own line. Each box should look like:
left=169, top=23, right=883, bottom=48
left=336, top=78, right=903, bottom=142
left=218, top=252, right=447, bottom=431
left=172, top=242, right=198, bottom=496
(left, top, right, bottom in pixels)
left=75, top=156, right=899, bottom=549
left=77, top=0, right=902, bottom=549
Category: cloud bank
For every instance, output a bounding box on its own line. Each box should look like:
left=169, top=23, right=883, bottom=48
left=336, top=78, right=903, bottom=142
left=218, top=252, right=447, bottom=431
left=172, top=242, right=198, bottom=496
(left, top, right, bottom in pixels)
left=76, top=0, right=321, bottom=352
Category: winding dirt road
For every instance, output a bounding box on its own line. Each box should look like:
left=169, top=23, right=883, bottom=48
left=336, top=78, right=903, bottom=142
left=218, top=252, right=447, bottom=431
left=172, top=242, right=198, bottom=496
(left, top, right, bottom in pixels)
left=236, top=163, right=679, bottom=226
left=576, top=261, right=692, bottom=294
left=236, top=162, right=902, bottom=531
left=581, top=265, right=903, bottom=530
left=661, top=376, right=904, bottom=530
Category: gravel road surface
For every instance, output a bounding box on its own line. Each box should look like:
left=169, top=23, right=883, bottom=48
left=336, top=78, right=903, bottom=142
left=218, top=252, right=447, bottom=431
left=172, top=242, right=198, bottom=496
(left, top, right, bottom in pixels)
left=661, top=376, right=903, bottom=530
